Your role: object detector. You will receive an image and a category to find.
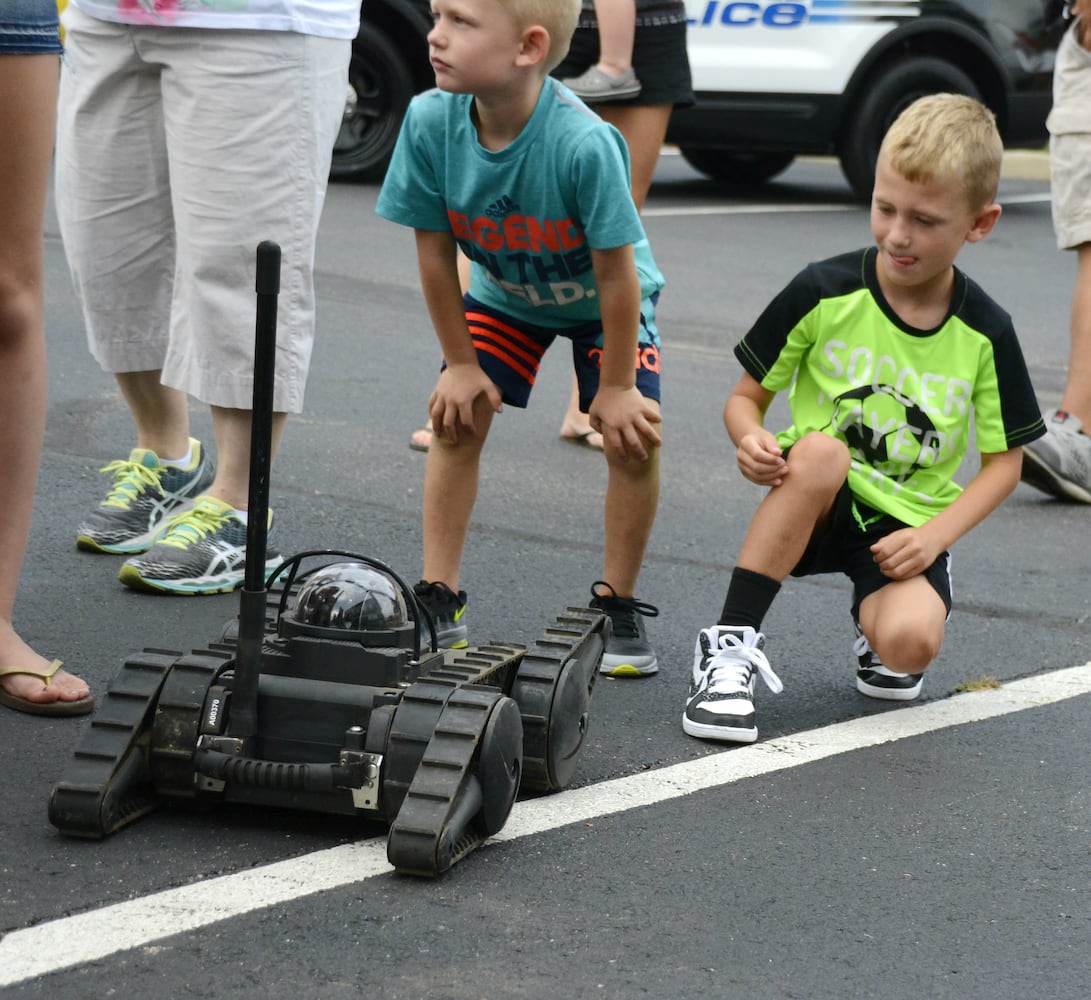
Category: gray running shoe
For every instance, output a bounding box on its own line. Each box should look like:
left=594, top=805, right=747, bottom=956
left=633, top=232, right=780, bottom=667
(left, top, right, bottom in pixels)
left=77, top=439, right=215, bottom=553
left=412, top=580, right=469, bottom=649
left=118, top=496, right=281, bottom=595
left=589, top=581, right=659, bottom=677
left=853, top=623, right=922, bottom=701
left=1021, top=409, right=1091, bottom=503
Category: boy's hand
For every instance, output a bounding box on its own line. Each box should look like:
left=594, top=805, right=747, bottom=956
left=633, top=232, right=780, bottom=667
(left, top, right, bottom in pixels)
left=428, top=362, right=503, bottom=445
left=870, top=525, right=942, bottom=581
left=737, top=428, right=789, bottom=486
left=589, top=385, right=662, bottom=462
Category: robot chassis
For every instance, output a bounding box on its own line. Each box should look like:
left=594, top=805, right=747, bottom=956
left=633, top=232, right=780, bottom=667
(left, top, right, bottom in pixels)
left=48, top=243, right=609, bottom=877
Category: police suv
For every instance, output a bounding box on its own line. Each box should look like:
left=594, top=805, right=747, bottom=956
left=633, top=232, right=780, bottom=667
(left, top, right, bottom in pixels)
left=335, top=0, right=1064, bottom=200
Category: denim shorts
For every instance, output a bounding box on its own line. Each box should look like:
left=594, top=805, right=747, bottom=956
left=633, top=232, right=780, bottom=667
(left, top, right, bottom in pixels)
left=0, top=0, right=62, bottom=55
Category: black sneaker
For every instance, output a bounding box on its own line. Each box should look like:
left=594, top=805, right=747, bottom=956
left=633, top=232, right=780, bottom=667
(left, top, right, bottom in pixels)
left=413, top=580, right=469, bottom=649
left=853, top=623, right=922, bottom=701
left=76, top=438, right=214, bottom=554
left=588, top=581, right=659, bottom=677
left=683, top=625, right=783, bottom=743
left=118, top=496, right=281, bottom=595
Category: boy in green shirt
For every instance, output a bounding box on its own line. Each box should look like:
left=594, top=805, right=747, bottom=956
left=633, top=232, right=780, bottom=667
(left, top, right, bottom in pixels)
left=684, top=94, right=1045, bottom=743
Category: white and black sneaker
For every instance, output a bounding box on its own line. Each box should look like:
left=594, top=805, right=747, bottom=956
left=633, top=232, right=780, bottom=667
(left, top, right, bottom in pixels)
left=683, top=625, right=783, bottom=743
left=853, top=623, right=922, bottom=701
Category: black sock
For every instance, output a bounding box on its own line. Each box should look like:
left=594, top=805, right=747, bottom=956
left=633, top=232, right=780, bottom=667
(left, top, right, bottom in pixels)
left=718, top=567, right=781, bottom=631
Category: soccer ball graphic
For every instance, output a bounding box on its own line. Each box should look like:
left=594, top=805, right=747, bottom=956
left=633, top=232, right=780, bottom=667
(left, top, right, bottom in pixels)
left=831, top=383, right=937, bottom=471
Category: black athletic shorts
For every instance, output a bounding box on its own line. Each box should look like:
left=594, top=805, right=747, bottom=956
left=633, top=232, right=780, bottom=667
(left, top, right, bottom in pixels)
left=792, top=480, right=953, bottom=620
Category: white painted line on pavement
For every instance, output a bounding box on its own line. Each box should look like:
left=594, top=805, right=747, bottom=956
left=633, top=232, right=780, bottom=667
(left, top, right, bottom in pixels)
left=639, top=192, right=1048, bottom=218
left=641, top=203, right=855, bottom=218
left=2, top=662, right=1089, bottom=987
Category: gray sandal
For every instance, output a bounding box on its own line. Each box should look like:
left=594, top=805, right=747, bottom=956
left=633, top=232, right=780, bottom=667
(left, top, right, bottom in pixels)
left=562, top=66, right=642, bottom=102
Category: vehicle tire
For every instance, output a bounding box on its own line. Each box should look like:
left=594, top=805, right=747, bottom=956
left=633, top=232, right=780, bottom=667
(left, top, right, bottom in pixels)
left=678, top=147, right=796, bottom=185
left=330, top=21, right=415, bottom=182
left=838, top=57, right=982, bottom=201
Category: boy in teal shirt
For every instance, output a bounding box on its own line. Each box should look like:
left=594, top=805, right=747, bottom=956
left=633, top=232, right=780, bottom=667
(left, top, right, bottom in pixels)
left=684, top=94, right=1045, bottom=742
left=377, top=0, right=664, bottom=675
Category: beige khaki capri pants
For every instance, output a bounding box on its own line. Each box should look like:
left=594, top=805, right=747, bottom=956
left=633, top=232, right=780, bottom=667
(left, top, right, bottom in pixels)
left=55, top=5, right=349, bottom=413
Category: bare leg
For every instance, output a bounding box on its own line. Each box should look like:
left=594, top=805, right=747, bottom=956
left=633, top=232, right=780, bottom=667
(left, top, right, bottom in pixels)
left=207, top=405, right=286, bottom=511
left=592, top=0, right=636, bottom=77
left=600, top=408, right=660, bottom=594
left=597, top=103, right=673, bottom=211
left=857, top=576, right=946, bottom=675
left=421, top=395, right=495, bottom=589
left=411, top=254, right=475, bottom=450
left=1059, top=242, right=1091, bottom=426
left=115, top=370, right=191, bottom=459
left=736, top=432, right=851, bottom=580
left=0, top=54, right=89, bottom=705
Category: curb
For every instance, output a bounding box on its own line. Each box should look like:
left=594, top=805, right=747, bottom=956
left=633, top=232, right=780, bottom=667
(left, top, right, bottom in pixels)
left=1001, top=149, right=1050, bottom=182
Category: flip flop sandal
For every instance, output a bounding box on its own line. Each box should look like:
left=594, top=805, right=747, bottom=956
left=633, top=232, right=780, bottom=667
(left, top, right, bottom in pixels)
left=409, top=425, right=433, bottom=452
left=0, top=659, right=95, bottom=717
left=560, top=429, right=605, bottom=452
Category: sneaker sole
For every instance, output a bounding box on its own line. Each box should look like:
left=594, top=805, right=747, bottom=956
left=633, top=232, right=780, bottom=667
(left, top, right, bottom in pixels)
left=119, top=556, right=284, bottom=596
left=855, top=675, right=922, bottom=701
left=428, top=625, right=469, bottom=649
left=600, top=659, right=658, bottom=678
left=77, top=532, right=157, bottom=555
left=681, top=713, right=757, bottom=743
left=1021, top=450, right=1091, bottom=503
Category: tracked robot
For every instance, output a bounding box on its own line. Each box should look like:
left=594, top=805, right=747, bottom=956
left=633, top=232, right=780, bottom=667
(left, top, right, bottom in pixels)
left=48, top=242, right=608, bottom=876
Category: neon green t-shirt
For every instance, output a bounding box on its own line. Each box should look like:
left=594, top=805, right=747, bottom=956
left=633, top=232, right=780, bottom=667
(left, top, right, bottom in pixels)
left=734, top=248, right=1045, bottom=526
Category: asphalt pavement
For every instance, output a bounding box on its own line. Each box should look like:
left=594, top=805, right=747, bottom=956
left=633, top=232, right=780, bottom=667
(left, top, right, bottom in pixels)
left=0, top=152, right=1087, bottom=999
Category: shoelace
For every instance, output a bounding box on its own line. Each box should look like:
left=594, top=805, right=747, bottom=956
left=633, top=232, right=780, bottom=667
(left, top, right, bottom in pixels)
left=705, top=631, right=783, bottom=696
left=157, top=502, right=229, bottom=550
left=590, top=581, right=659, bottom=639
left=97, top=458, right=164, bottom=510
left=851, top=631, right=871, bottom=659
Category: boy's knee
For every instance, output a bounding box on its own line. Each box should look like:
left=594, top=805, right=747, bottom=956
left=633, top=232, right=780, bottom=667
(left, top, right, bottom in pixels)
left=786, top=432, right=851, bottom=487
left=873, top=625, right=941, bottom=674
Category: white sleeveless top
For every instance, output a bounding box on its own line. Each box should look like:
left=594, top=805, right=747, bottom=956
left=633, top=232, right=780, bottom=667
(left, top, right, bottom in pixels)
left=69, top=0, right=359, bottom=39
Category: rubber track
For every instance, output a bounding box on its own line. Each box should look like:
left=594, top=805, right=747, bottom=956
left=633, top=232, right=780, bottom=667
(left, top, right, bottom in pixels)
left=386, top=682, right=509, bottom=876
left=48, top=649, right=180, bottom=838
left=510, top=608, right=604, bottom=792
left=150, top=649, right=233, bottom=798
left=426, top=642, right=526, bottom=687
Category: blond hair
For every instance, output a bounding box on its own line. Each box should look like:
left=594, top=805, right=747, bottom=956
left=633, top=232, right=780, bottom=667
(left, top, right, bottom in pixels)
left=878, top=93, right=1003, bottom=212
left=505, top=0, right=582, bottom=71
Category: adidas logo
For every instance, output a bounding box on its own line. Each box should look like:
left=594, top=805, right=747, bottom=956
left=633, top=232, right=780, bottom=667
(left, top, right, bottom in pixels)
left=485, top=194, right=519, bottom=219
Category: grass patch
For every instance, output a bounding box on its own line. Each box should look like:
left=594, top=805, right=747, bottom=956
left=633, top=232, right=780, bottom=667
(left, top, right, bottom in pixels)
left=955, top=675, right=1002, bottom=692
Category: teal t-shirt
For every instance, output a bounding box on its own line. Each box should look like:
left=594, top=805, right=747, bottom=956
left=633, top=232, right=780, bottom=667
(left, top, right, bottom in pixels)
left=375, top=79, right=664, bottom=328
left=735, top=248, right=1045, bottom=526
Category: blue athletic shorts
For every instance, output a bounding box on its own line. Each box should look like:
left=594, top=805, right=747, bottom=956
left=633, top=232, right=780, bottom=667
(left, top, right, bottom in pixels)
left=454, top=293, right=661, bottom=411
left=791, top=479, right=953, bottom=620
left=0, top=0, right=62, bottom=55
